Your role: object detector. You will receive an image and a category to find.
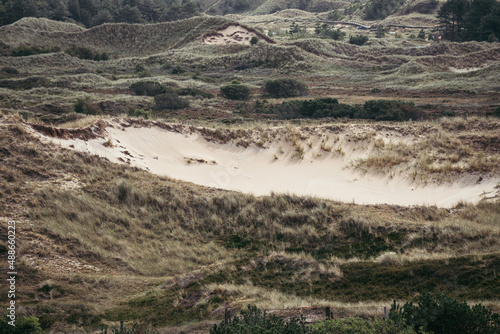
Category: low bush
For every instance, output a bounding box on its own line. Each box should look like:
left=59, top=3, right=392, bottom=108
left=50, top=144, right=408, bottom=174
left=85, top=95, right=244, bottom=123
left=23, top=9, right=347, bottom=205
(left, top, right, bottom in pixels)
left=265, top=98, right=423, bottom=121
left=349, top=34, right=369, bottom=45
left=127, top=108, right=152, bottom=119
left=154, top=93, right=189, bottom=110
left=312, top=317, right=418, bottom=334
left=210, top=305, right=308, bottom=334
left=360, top=100, right=423, bottom=121
left=263, top=78, right=309, bottom=98
left=171, top=65, right=186, bottom=75
left=130, top=81, right=170, bottom=96
left=389, top=293, right=500, bottom=334
left=11, top=46, right=60, bottom=57
left=65, top=46, right=109, bottom=61
left=0, top=315, right=42, bottom=334
left=0, top=67, right=19, bottom=75
left=74, top=98, right=102, bottom=115
left=220, top=84, right=252, bottom=101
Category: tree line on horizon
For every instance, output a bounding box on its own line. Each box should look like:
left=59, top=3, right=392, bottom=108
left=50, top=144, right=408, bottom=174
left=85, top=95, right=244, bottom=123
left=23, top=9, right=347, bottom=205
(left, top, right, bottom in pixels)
left=0, top=0, right=200, bottom=27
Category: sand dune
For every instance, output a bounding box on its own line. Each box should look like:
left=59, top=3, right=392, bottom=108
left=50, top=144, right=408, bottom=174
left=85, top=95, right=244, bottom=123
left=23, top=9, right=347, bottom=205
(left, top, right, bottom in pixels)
left=42, top=122, right=499, bottom=208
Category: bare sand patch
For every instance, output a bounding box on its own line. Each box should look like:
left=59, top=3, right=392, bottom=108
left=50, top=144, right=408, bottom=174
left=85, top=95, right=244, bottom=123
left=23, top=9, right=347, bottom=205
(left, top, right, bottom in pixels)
left=39, top=122, right=500, bottom=208
left=202, top=24, right=257, bottom=45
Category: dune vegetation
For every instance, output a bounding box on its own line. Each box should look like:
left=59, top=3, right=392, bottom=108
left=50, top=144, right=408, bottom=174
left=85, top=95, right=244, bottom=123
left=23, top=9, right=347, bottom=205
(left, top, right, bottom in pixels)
left=1, top=1, right=500, bottom=333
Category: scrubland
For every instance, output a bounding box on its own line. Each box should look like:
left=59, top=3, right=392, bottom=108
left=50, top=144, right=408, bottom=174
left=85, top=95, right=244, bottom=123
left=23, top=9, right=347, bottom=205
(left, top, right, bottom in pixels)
left=0, top=11, right=499, bottom=333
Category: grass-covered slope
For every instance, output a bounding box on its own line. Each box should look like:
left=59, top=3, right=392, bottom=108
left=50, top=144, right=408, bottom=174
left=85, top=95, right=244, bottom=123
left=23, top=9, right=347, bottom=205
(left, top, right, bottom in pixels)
left=0, top=16, right=231, bottom=57
left=0, top=115, right=499, bottom=331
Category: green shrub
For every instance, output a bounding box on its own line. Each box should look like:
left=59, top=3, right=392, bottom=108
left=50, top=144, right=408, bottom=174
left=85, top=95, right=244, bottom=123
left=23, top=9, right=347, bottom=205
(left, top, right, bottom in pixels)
left=0, top=67, right=19, bottom=75
left=74, top=98, right=102, bottom=115
left=11, top=46, right=60, bottom=57
left=65, top=46, right=109, bottom=61
left=130, top=81, right=169, bottom=96
left=263, top=79, right=309, bottom=98
left=171, top=65, right=186, bottom=75
left=220, top=84, right=252, bottom=101
left=154, top=93, right=189, bottom=110
left=127, top=108, right=152, bottom=119
left=349, top=34, right=369, bottom=45
left=389, top=293, right=500, bottom=334
left=0, top=315, right=42, bottom=334
left=311, top=317, right=418, bottom=334
left=177, top=87, right=214, bottom=99
left=210, top=305, right=308, bottom=334
left=361, top=100, right=423, bottom=121
left=250, top=36, right=259, bottom=45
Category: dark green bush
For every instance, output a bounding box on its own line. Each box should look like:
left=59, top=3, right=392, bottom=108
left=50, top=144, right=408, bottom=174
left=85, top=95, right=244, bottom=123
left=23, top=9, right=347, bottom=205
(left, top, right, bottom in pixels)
left=263, top=78, right=309, bottom=98
left=269, top=98, right=422, bottom=121
left=389, top=293, right=500, bottom=334
left=74, top=98, right=102, bottom=115
left=349, top=34, right=369, bottom=45
left=220, top=84, right=252, bottom=101
left=312, top=317, right=418, bottom=334
left=0, top=67, right=19, bottom=75
left=171, top=65, right=186, bottom=75
left=361, top=100, right=423, bottom=121
left=130, top=81, right=169, bottom=96
left=127, top=108, right=152, bottom=119
left=154, top=93, right=189, bottom=110
left=177, top=87, right=214, bottom=99
left=210, top=305, right=309, bottom=334
left=0, top=315, right=42, bottom=334
left=11, top=46, right=60, bottom=57
left=65, top=46, right=109, bottom=61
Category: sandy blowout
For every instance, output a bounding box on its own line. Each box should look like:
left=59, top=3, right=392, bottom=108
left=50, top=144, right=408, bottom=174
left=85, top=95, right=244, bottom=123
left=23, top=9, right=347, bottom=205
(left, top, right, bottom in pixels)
left=36, top=121, right=500, bottom=208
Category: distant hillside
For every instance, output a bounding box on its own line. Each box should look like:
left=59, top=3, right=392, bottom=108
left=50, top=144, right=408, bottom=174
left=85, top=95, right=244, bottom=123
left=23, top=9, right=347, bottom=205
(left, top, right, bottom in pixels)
left=0, top=16, right=233, bottom=57
left=201, top=0, right=347, bottom=15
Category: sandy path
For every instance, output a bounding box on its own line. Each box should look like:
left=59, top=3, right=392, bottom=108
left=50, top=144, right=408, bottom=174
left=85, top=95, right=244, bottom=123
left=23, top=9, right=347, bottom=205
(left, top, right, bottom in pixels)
left=47, top=125, right=499, bottom=208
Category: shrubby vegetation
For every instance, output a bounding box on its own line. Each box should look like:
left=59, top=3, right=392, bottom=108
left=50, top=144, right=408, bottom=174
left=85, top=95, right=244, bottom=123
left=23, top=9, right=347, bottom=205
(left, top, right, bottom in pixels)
left=312, top=317, right=418, bottom=334
left=211, top=305, right=420, bottom=334
left=258, top=98, right=423, bottom=121
left=349, top=34, right=369, bottom=45
left=220, top=83, right=252, bottom=101
left=365, top=0, right=406, bottom=20
left=210, top=305, right=309, bottom=334
left=154, top=93, right=189, bottom=110
left=65, top=46, right=109, bottom=61
left=11, top=46, right=61, bottom=57
left=130, top=81, right=213, bottom=101
left=314, top=23, right=346, bottom=40
left=0, top=0, right=200, bottom=27
left=74, top=97, right=102, bottom=115
left=390, top=293, right=500, bottom=334
left=130, top=81, right=170, bottom=96
left=263, top=78, right=309, bottom=98
left=0, top=315, right=42, bottom=334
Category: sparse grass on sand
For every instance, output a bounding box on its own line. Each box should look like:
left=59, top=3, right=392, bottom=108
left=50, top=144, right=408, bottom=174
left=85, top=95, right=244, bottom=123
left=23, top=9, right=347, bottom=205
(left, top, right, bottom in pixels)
left=0, top=116, right=499, bottom=331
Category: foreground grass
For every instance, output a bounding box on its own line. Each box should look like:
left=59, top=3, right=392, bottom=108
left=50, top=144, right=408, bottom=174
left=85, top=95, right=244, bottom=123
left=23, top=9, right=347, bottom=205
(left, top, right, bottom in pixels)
left=0, top=116, right=499, bottom=331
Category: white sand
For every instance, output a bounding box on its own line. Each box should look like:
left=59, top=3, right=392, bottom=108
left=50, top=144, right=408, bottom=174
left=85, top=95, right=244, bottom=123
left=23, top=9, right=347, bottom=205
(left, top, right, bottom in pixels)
left=203, top=25, right=257, bottom=45
left=44, top=124, right=499, bottom=208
